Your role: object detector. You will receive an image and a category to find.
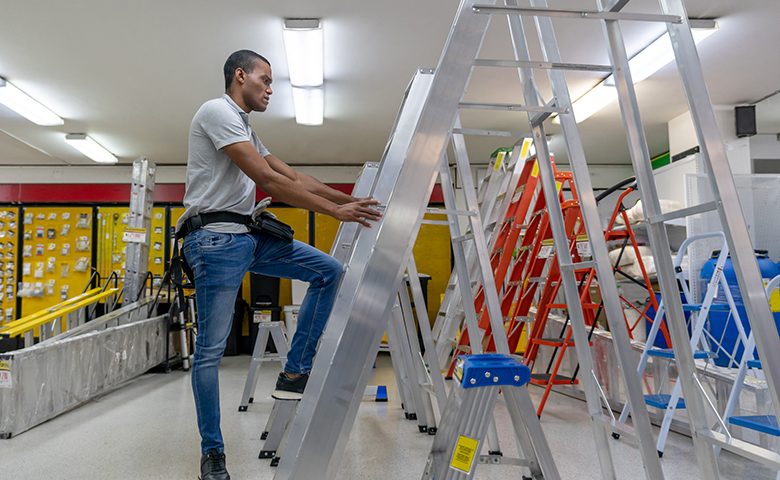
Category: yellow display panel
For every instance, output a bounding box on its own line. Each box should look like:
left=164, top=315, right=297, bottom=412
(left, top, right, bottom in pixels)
left=263, top=207, right=309, bottom=307
left=314, top=212, right=340, bottom=254
left=413, top=212, right=452, bottom=324
left=0, top=206, right=20, bottom=323
left=20, top=206, right=94, bottom=317
left=96, top=206, right=167, bottom=287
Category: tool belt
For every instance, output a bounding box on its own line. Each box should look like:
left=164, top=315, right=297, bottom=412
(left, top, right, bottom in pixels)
left=170, top=211, right=295, bottom=288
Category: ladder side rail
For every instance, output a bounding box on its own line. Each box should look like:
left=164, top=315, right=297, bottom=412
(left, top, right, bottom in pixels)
left=275, top=5, right=495, bottom=472
left=661, top=0, right=780, bottom=422
left=596, top=5, right=717, bottom=476
left=451, top=120, right=510, bottom=355
left=396, top=289, right=432, bottom=429
left=439, top=155, right=487, bottom=355
left=385, top=302, right=414, bottom=417
left=407, top=256, right=449, bottom=408
left=523, top=2, right=664, bottom=477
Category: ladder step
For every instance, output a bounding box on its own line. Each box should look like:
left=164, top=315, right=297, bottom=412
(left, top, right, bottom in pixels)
left=473, top=58, right=613, bottom=73
left=681, top=303, right=732, bottom=312
left=560, top=260, right=596, bottom=271
left=452, top=128, right=527, bottom=138
left=748, top=359, right=763, bottom=370
left=644, top=394, right=685, bottom=410
left=426, top=207, right=477, bottom=217
left=647, top=201, right=718, bottom=225
left=458, top=102, right=567, bottom=114
left=647, top=348, right=714, bottom=360
left=531, top=337, right=576, bottom=347
left=728, top=415, right=780, bottom=436
left=470, top=5, right=682, bottom=24
left=530, top=373, right=578, bottom=385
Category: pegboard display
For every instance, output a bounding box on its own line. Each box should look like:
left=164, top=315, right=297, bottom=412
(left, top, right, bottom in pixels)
left=19, top=206, right=94, bottom=316
left=0, top=207, right=20, bottom=323
left=96, top=206, right=167, bottom=289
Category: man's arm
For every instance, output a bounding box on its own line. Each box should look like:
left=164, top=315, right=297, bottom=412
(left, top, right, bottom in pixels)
left=223, top=142, right=380, bottom=226
left=264, top=154, right=356, bottom=205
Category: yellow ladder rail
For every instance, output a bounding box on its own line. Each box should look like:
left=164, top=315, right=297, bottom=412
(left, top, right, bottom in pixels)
left=0, top=288, right=120, bottom=338
left=1, top=288, right=103, bottom=331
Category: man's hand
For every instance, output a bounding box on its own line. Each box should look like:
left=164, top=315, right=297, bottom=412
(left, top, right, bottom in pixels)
left=333, top=198, right=382, bottom=227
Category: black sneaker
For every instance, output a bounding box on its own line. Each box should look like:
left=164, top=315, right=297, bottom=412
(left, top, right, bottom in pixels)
left=200, top=449, right=230, bottom=480
left=272, top=372, right=309, bottom=400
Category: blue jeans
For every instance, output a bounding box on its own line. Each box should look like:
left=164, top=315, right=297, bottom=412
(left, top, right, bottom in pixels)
left=183, top=228, right=343, bottom=454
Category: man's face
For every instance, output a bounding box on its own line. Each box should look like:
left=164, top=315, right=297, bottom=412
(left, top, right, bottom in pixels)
left=242, top=60, right=273, bottom=112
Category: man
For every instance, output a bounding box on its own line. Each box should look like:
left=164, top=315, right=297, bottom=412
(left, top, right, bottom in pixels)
left=177, top=49, right=380, bottom=480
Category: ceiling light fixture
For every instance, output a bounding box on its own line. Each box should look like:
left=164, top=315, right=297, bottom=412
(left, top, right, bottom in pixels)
left=0, top=77, right=64, bottom=126
left=292, top=87, right=324, bottom=126
left=65, top=133, right=118, bottom=164
left=283, top=18, right=324, bottom=126
left=557, top=20, right=718, bottom=124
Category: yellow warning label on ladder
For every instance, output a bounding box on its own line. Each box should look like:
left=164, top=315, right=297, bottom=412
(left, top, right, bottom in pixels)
left=449, top=435, right=479, bottom=473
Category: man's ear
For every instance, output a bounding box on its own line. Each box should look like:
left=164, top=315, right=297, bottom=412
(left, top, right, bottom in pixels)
left=235, top=68, right=245, bottom=85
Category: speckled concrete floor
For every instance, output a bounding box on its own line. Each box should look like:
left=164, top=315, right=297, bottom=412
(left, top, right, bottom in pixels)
left=0, top=353, right=775, bottom=479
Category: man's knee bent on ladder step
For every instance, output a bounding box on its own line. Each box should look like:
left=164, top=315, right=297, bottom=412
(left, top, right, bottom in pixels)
left=176, top=49, right=381, bottom=480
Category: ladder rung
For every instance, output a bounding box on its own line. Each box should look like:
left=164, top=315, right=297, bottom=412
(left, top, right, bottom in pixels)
left=452, top=128, right=527, bottom=138
left=532, top=337, right=576, bottom=347
left=426, top=207, right=477, bottom=217
left=473, top=58, right=613, bottom=73
left=748, top=359, right=763, bottom=370
left=530, top=373, right=577, bottom=385
left=647, top=201, right=718, bottom=224
left=605, top=0, right=631, bottom=12
left=644, top=394, right=685, bottom=410
left=421, top=219, right=450, bottom=226
left=647, top=348, right=714, bottom=360
left=470, top=5, right=683, bottom=24
left=458, top=102, right=567, bottom=114
left=452, top=233, right=475, bottom=243
left=560, top=260, right=596, bottom=271
left=728, top=415, right=780, bottom=436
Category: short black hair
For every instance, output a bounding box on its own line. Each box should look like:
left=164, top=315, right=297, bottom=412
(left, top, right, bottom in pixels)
left=223, top=50, right=270, bottom=90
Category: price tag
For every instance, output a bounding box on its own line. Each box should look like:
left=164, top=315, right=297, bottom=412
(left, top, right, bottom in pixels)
left=122, top=228, right=146, bottom=243
left=576, top=241, right=591, bottom=258
left=253, top=310, right=273, bottom=323
left=538, top=245, right=554, bottom=259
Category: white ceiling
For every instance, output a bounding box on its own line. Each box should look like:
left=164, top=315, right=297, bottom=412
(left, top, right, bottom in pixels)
left=0, top=0, right=778, bottom=171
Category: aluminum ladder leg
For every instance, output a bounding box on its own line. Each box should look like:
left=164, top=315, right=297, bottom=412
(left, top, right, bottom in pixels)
left=238, top=320, right=289, bottom=411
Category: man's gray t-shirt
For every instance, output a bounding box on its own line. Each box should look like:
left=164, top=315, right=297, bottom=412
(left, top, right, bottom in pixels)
left=177, top=94, right=270, bottom=234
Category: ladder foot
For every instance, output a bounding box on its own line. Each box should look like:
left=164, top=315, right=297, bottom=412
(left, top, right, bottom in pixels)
left=248, top=397, right=254, bottom=404
left=260, top=431, right=268, bottom=440
left=657, top=450, right=663, bottom=458
left=259, top=450, right=276, bottom=459
left=611, top=432, right=620, bottom=440
left=419, top=425, right=428, bottom=433
left=270, top=457, right=280, bottom=467
left=408, top=413, right=418, bottom=421
left=427, top=427, right=437, bottom=435
left=238, top=405, right=248, bottom=412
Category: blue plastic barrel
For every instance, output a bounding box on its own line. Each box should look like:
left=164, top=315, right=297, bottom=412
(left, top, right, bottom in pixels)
left=701, top=250, right=780, bottom=367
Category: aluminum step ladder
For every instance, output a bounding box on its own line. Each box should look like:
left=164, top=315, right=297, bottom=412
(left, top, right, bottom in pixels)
left=421, top=354, right=560, bottom=480
left=238, top=319, right=289, bottom=412
left=123, top=157, right=155, bottom=303
left=720, top=274, right=780, bottom=473
left=274, top=0, right=780, bottom=477
left=617, top=233, right=748, bottom=456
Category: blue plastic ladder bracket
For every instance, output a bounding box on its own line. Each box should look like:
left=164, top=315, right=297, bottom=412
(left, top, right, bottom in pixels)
left=375, top=385, right=388, bottom=402
left=747, top=359, right=763, bottom=370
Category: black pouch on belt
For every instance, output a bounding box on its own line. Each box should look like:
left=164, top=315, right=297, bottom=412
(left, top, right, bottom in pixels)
left=249, top=212, right=294, bottom=242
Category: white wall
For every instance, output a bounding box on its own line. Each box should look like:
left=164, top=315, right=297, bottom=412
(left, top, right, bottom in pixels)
left=668, top=109, right=751, bottom=174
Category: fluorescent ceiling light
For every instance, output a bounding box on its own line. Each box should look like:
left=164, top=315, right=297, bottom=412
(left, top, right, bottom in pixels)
left=283, top=18, right=323, bottom=87
left=65, top=133, right=118, bottom=164
left=292, top=87, right=324, bottom=126
left=558, top=22, right=718, bottom=123
left=0, top=77, right=64, bottom=126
